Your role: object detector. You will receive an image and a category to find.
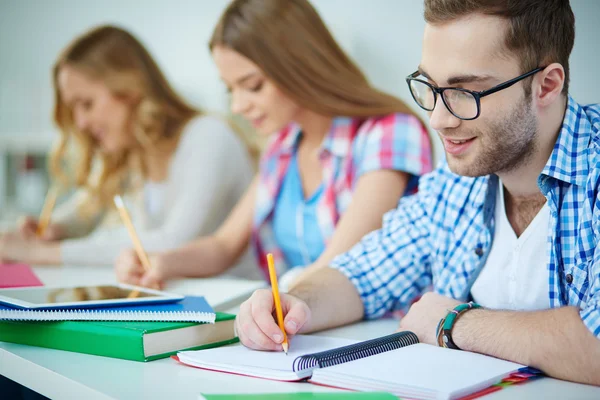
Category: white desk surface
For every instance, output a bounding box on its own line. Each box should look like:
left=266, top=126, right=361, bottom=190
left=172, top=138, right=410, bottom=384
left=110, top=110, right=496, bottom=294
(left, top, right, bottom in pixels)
left=1, top=267, right=599, bottom=400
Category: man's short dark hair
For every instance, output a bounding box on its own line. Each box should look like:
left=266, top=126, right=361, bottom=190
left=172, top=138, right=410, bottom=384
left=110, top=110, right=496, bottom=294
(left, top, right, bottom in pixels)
left=424, top=0, right=575, bottom=95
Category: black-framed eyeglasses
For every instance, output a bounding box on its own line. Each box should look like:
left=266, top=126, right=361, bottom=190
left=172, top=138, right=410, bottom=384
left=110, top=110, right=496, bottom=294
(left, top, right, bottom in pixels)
left=405, top=67, right=545, bottom=120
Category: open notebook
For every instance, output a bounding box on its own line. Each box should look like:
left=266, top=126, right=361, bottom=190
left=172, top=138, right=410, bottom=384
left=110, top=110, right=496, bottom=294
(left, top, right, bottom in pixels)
left=177, top=332, right=529, bottom=400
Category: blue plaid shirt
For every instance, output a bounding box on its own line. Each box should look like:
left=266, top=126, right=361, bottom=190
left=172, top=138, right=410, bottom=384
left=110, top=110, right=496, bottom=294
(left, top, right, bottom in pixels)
left=332, top=96, right=600, bottom=339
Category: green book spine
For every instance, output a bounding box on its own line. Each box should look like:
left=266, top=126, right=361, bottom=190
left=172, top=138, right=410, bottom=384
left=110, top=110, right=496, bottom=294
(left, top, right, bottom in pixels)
left=0, top=312, right=236, bottom=362
left=0, top=319, right=145, bottom=361
left=144, top=336, right=239, bottom=362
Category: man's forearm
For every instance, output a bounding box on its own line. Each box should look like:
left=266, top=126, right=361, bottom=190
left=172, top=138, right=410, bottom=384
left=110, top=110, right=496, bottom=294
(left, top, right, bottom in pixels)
left=453, top=306, right=600, bottom=385
left=290, top=267, right=364, bottom=333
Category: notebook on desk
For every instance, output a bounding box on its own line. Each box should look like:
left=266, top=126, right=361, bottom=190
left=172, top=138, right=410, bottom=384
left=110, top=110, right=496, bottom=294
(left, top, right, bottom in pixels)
left=0, top=263, right=43, bottom=288
left=0, top=312, right=237, bottom=362
left=0, top=295, right=215, bottom=322
left=177, top=332, right=531, bottom=400
left=199, top=393, right=398, bottom=400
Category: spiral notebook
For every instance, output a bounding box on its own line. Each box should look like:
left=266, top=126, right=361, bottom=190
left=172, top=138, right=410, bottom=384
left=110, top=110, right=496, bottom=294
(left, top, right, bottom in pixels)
left=177, top=332, right=527, bottom=400
left=0, top=296, right=216, bottom=323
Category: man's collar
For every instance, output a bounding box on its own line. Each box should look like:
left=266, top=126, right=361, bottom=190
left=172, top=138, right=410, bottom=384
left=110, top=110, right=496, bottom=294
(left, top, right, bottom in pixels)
left=540, top=95, right=590, bottom=187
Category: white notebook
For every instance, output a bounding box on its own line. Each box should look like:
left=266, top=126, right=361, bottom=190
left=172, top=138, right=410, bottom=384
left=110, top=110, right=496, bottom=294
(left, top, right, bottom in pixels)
left=179, top=334, right=358, bottom=380
left=177, top=332, right=527, bottom=400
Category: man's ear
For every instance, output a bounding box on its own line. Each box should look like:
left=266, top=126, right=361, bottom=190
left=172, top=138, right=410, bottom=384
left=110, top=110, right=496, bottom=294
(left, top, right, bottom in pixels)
left=534, top=63, right=565, bottom=107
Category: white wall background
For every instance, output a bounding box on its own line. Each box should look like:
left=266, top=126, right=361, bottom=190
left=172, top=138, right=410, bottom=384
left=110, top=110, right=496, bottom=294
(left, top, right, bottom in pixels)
left=0, top=0, right=598, bottom=154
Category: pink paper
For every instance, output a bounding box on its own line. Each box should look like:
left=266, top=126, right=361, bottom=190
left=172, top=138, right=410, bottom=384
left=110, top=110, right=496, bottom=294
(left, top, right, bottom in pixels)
left=0, top=264, right=44, bottom=288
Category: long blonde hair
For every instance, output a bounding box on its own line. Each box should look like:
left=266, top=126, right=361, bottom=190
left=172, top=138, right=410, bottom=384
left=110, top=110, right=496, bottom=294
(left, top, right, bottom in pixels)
left=51, top=25, right=199, bottom=213
left=210, top=0, right=425, bottom=120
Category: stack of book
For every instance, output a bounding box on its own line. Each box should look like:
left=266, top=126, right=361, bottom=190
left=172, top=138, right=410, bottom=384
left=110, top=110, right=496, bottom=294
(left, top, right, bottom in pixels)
left=0, top=264, right=237, bottom=362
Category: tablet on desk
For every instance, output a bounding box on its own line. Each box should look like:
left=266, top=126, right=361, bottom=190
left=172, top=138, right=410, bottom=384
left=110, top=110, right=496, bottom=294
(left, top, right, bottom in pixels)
left=0, top=283, right=184, bottom=309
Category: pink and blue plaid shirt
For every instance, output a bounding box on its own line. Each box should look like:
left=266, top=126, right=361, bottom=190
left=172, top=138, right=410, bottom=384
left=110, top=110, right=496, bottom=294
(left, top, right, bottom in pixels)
left=251, top=113, right=433, bottom=280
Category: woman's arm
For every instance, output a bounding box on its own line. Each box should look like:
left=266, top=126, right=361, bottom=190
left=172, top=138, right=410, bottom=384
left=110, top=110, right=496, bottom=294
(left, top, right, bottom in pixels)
left=295, top=170, right=408, bottom=282
left=291, top=113, right=431, bottom=285
left=0, top=191, right=105, bottom=265
left=15, top=189, right=103, bottom=242
left=156, top=177, right=258, bottom=278
left=50, top=190, right=105, bottom=239
left=118, top=178, right=258, bottom=286
left=318, top=170, right=408, bottom=264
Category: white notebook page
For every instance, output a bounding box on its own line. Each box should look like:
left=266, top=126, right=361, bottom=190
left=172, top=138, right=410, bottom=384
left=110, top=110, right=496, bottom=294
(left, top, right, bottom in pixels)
left=178, top=334, right=358, bottom=381
left=311, top=343, right=525, bottom=400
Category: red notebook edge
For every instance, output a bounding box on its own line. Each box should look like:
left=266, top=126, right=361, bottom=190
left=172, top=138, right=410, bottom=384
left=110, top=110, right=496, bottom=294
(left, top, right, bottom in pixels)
left=171, top=355, right=305, bottom=382
left=0, top=263, right=44, bottom=288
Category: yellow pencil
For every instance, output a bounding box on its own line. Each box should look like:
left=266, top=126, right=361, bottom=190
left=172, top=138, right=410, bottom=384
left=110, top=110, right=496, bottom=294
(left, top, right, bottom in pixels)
left=113, top=195, right=153, bottom=298
left=267, top=253, right=289, bottom=354
left=37, top=186, right=59, bottom=237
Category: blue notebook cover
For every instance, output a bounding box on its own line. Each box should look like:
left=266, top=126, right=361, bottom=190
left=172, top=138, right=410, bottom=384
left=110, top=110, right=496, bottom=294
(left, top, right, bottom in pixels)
left=0, top=296, right=216, bottom=323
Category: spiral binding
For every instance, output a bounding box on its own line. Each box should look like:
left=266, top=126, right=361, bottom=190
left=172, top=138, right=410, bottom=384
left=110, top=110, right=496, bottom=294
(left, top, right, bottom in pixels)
left=0, top=309, right=216, bottom=323
left=292, top=331, right=419, bottom=372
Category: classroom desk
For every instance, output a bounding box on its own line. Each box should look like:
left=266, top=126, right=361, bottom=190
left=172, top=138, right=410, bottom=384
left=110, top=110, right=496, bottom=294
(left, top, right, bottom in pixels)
left=1, top=267, right=599, bottom=399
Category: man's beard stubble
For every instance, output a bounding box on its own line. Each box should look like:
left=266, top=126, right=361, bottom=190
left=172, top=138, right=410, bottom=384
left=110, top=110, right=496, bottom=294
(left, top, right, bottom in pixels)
left=443, top=97, right=538, bottom=178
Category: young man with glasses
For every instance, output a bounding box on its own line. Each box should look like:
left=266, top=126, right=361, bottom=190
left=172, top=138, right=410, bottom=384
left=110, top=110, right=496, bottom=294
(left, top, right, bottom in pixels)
left=233, top=0, right=600, bottom=385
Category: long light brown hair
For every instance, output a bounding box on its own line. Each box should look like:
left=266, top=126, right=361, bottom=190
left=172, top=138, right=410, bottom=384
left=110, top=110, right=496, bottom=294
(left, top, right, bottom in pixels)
left=51, top=25, right=199, bottom=213
left=209, top=0, right=427, bottom=122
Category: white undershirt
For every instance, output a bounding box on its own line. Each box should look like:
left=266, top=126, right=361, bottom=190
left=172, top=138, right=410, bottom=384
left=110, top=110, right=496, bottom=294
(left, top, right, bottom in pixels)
left=144, top=180, right=167, bottom=219
left=471, top=179, right=550, bottom=311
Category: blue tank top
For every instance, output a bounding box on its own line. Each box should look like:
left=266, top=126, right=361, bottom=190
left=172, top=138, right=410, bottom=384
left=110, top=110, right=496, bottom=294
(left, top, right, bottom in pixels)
left=272, top=151, right=325, bottom=267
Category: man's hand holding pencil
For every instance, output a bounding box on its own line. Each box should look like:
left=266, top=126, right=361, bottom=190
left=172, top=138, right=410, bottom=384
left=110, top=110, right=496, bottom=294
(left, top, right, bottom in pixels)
left=235, top=253, right=311, bottom=353
left=235, top=287, right=311, bottom=352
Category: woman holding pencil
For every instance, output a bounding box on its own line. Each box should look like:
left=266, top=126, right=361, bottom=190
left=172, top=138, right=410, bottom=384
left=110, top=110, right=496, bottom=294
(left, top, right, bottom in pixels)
left=115, top=0, right=433, bottom=288
left=0, top=25, right=256, bottom=270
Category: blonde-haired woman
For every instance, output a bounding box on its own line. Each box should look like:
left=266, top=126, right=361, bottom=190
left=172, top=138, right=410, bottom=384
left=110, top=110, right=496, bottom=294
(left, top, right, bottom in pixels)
left=115, top=0, right=432, bottom=287
left=0, top=25, right=255, bottom=267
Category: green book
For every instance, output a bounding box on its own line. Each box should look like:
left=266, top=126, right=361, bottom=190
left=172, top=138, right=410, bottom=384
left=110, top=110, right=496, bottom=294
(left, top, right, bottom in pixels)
left=0, top=312, right=237, bottom=362
left=200, top=394, right=398, bottom=400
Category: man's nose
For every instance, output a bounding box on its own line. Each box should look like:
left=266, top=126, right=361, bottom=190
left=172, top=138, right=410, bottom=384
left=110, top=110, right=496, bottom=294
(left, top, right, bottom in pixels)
left=429, top=98, right=461, bottom=131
